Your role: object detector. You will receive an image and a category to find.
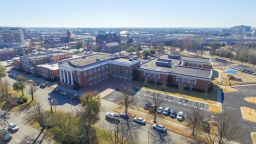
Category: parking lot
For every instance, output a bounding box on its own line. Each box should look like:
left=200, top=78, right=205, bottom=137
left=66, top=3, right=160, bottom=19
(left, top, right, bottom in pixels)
left=135, top=89, right=209, bottom=111
left=103, top=88, right=214, bottom=121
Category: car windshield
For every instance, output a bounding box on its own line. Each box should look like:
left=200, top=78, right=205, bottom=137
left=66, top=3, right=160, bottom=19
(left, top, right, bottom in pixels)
left=138, top=118, right=143, bottom=121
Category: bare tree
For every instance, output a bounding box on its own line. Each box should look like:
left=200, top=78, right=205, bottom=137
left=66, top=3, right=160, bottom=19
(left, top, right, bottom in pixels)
left=1, top=78, right=10, bottom=99
left=100, top=120, right=138, bottom=144
left=187, top=108, right=204, bottom=136
left=26, top=103, right=46, bottom=130
left=146, top=91, right=164, bottom=123
left=202, top=111, right=245, bottom=144
left=120, top=83, right=134, bottom=115
left=27, top=82, right=38, bottom=101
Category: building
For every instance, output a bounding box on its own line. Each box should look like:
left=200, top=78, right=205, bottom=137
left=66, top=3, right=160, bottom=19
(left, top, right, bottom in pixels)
left=0, top=48, right=18, bottom=60
left=230, top=25, right=252, bottom=34
left=58, top=53, right=140, bottom=88
left=19, top=52, right=72, bottom=73
left=0, top=27, right=25, bottom=48
left=35, top=63, right=59, bottom=80
left=101, top=42, right=121, bottom=53
left=138, top=55, right=213, bottom=91
left=96, top=33, right=121, bottom=45
left=0, top=46, right=29, bottom=60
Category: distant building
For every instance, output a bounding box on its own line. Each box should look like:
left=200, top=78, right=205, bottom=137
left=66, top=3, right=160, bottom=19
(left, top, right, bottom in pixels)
left=96, top=32, right=121, bottom=45
left=43, top=30, right=73, bottom=48
left=0, top=46, right=28, bottom=60
left=100, top=42, right=121, bottom=53
left=230, top=25, right=252, bottom=34
left=0, top=27, right=25, bottom=48
left=18, top=52, right=72, bottom=73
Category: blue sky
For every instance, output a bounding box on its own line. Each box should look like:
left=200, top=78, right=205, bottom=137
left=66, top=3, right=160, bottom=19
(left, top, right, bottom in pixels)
left=0, top=0, right=255, bottom=28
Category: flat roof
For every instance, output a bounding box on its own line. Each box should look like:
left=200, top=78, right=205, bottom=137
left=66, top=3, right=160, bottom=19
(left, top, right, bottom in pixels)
left=172, top=66, right=212, bottom=79
left=140, top=56, right=212, bottom=79
left=37, top=63, right=59, bottom=70
left=159, top=55, right=181, bottom=66
left=182, top=57, right=210, bottom=63
left=140, top=59, right=171, bottom=73
left=113, top=58, right=133, bottom=63
left=69, top=54, right=113, bottom=67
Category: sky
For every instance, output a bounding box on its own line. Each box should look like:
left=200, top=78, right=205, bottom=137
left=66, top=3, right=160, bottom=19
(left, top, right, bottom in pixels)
left=0, top=0, right=255, bottom=28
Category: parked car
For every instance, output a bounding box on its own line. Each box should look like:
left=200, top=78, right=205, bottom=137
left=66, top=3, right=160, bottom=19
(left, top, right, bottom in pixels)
left=105, top=112, right=120, bottom=122
left=169, top=110, right=177, bottom=118
left=120, top=112, right=129, bottom=119
left=39, top=83, right=46, bottom=88
left=133, top=117, right=146, bottom=125
left=157, top=107, right=163, bottom=113
left=8, top=123, right=19, bottom=132
left=60, top=91, right=68, bottom=96
left=162, top=107, right=170, bottom=116
left=152, top=124, right=167, bottom=132
left=144, top=103, right=151, bottom=110
left=3, top=131, right=12, bottom=141
left=177, top=111, right=185, bottom=121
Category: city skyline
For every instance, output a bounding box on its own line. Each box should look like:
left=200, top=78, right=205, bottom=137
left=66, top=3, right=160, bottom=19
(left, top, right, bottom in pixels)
left=0, top=0, right=256, bottom=28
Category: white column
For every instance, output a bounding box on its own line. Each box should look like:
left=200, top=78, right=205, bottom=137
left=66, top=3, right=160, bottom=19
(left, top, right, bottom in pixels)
left=67, top=71, right=70, bottom=85
left=60, top=70, right=63, bottom=82
left=63, top=70, right=67, bottom=83
left=71, top=71, right=74, bottom=85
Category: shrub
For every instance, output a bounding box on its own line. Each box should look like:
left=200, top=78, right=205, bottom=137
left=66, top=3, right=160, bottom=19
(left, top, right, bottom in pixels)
left=17, top=97, right=28, bottom=105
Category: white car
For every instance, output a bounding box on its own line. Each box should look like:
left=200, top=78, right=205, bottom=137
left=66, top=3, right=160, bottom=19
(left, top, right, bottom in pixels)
left=176, top=111, right=185, bottom=121
left=133, top=117, right=146, bottom=125
left=153, top=124, right=167, bottom=132
left=8, top=123, right=19, bottom=132
left=157, top=107, right=163, bottom=113
left=105, top=112, right=120, bottom=122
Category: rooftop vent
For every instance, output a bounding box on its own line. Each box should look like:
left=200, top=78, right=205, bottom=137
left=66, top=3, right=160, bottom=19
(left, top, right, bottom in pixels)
left=158, top=58, right=172, bottom=63
left=156, top=61, right=171, bottom=68
left=168, top=54, right=181, bottom=60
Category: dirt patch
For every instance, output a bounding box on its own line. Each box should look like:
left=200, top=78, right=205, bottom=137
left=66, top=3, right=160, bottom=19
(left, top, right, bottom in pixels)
left=220, top=86, right=238, bottom=93
left=240, top=107, right=256, bottom=123
left=251, top=132, right=256, bottom=144
left=245, top=97, right=256, bottom=104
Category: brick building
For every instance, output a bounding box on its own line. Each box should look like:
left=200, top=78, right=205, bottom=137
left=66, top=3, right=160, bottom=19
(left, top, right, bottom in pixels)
left=35, top=63, right=59, bottom=80
left=19, top=52, right=72, bottom=73
left=58, top=53, right=140, bottom=88
left=138, top=55, right=213, bottom=91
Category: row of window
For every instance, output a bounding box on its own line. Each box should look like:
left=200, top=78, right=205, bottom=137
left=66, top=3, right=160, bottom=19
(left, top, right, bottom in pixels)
left=176, top=77, right=196, bottom=84
left=144, top=72, right=160, bottom=79
left=187, top=62, right=203, bottom=69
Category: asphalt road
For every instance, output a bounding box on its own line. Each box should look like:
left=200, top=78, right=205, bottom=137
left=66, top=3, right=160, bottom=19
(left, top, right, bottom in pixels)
left=223, top=85, right=256, bottom=144
left=99, top=99, right=197, bottom=144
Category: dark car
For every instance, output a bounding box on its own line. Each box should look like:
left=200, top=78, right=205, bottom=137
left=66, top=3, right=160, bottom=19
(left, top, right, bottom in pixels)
left=144, top=103, right=151, bottom=110
left=162, top=107, right=170, bottom=116
left=120, top=112, right=129, bottom=119
left=39, top=83, right=46, bottom=88
left=169, top=110, right=177, bottom=118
